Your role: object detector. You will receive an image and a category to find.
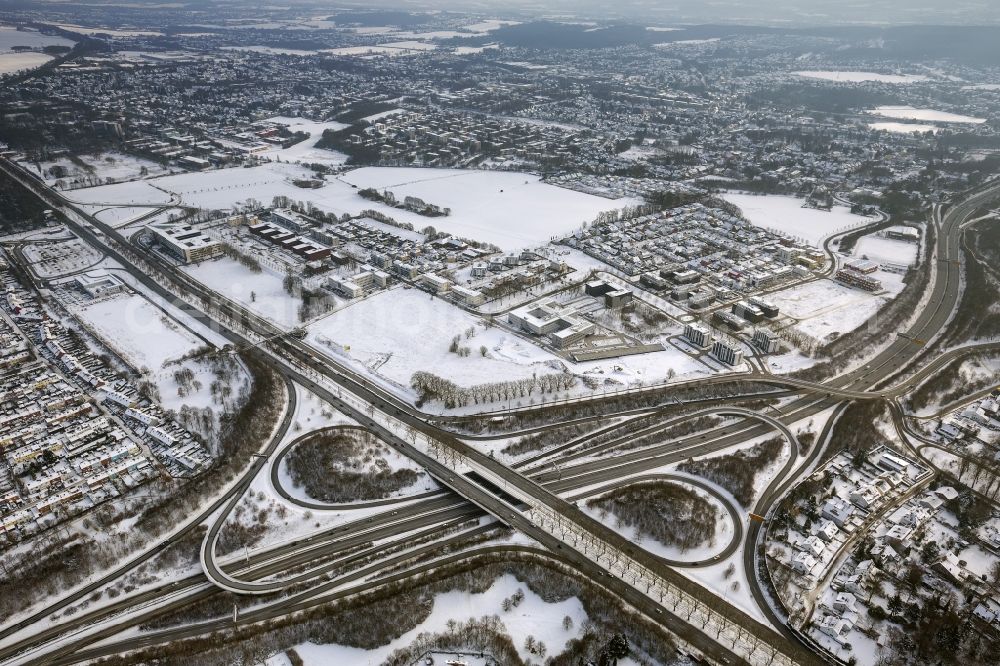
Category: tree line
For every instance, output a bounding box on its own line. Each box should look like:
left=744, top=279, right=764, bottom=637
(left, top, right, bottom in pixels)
left=411, top=370, right=577, bottom=409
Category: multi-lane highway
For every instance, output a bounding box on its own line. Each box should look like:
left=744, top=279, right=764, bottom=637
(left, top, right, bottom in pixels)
left=1, top=156, right=997, bottom=666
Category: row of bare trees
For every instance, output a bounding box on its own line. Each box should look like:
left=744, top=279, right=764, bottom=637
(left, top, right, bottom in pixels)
left=411, top=370, right=577, bottom=408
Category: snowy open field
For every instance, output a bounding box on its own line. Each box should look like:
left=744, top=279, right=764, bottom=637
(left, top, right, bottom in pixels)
left=93, top=206, right=156, bottom=227
left=0, top=26, right=72, bottom=73
left=0, top=25, right=74, bottom=51
left=722, top=193, right=874, bottom=247
left=221, top=45, right=316, bottom=56
left=265, top=574, right=586, bottom=666
left=338, top=167, right=637, bottom=250
left=307, top=287, right=722, bottom=407
left=793, top=70, right=929, bottom=84
left=868, top=121, right=939, bottom=134
left=56, top=24, right=162, bottom=37
left=183, top=256, right=301, bottom=329
left=71, top=163, right=633, bottom=251
left=19, top=152, right=170, bottom=188
left=854, top=235, right=918, bottom=266
left=63, top=179, right=174, bottom=206
left=866, top=106, right=986, bottom=124
left=307, top=288, right=557, bottom=392
left=260, top=116, right=349, bottom=165
left=0, top=52, right=52, bottom=73
left=768, top=277, right=898, bottom=342
left=69, top=292, right=203, bottom=371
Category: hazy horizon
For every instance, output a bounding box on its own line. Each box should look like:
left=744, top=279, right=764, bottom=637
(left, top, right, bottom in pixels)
left=297, top=0, right=1000, bottom=27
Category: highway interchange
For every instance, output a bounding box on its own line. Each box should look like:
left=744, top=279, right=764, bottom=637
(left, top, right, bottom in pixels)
left=0, top=157, right=998, bottom=665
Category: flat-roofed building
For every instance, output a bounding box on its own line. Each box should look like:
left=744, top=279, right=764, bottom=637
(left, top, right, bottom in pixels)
left=452, top=285, right=484, bottom=307
left=509, top=299, right=594, bottom=349
left=604, top=289, right=633, bottom=309
left=711, top=339, right=744, bottom=366
left=149, top=222, right=222, bottom=264
left=683, top=323, right=711, bottom=348
left=74, top=274, right=126, bottom=299
left=584, top=280, right=615, bottom=297
left=752, top=328, right=781, bottom=354
left=270, top=208, right=314, bottom=232
left=550, top=320, right=596, bottom=349
left=732, top=300, right=764, bottom=323
left=421, top=274, right=452, bottom=294
left=328, top=276, right=363, bottom=298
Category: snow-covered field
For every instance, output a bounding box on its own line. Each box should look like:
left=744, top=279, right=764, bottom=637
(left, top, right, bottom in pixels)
left=866, top=106, right=986, bottom=124
left=74, top=163, right=634, bottom=251
left=221, top=45, right=316, bottom=56
left=183, top=256, right=302, bottom=329
left=338, top=167, right=636, bottom=251
left=62, top=180, right=174, bottom=206
left=868, top=121, right=939, bottom=134
left=455, top=44, right=499, bottom=54
left=260, top=116, right=348, bottom=165
left=69, top=292, right=203, bottom=371
left=306, top=287, right=719, bottom=406
left=793, top=70, right=929, bottom=84
left=0, top=51, right=52, bottom=73
left=307, top=287, right=559, bottom=392
left=0, top=25, right=74, bottom=51
left=93, top=206, right=152, bottom=227
left=0, top=26, right=72, bottom=73
left=722, top=193, right=874, bottom=247
left=463, top=19, right=521, bottom=33
left=322, top=45, right=411, bottom=56
left=265, top=574, right=587, bottom=666
left=19, top=152, right=170, bottom=188
left=56, top=24, right=162, bottom=37
left=854, top=235, right=918, bottom=266
left=768, top=278, right=896, bottom=342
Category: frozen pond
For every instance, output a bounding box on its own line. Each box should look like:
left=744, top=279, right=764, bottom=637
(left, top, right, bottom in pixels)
left=867, top=106, right=986, bottom=124
left=794, top=71, right=929, bottom=84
